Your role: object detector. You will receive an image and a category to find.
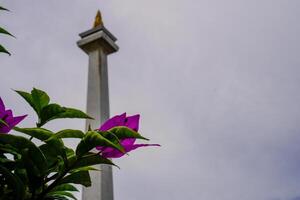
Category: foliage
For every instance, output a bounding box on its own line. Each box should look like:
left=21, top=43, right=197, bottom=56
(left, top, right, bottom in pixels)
left=0, top=88, right=150, bottom=200
left=0, top=5, right=14, bottom=55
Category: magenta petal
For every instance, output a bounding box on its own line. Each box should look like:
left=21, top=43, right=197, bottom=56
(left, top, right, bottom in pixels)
left=96, top=146, right=106, bottom=151
left=125, top=114, right=140, bottom=131
left=121, top=138, right=136, bottom=146
left=99, top=113, right=126, bottom=131
left=10, top=115, right=27, bottom=127
left=0, top=126, right=10, bottom=134
left=101, top=143, right=161, bottom=158
left=101, top=147, right=115, bottom=153
left=96, top=139, right=135, bottom=155
left=0, top=119, right=10, bottom=133
left=96, top=146, right=117, bottom=154
left=102, top=149, right=126, bottom=158
left=101, top=143, right=132, bottom=158
left=97, top=138, right=135, bottom=153
left=125, top=143, right=161, bottom=152
left=0, top=98, right=5, bottom=113
left=4, top=116, right=14, bottom=125
left=98, top=145, right=124, bottom=158
left=2, top=110, right=14, bottom=125
left=5, top=110, right=13, bottom=118
left=0, top=115, right=26, bottom=134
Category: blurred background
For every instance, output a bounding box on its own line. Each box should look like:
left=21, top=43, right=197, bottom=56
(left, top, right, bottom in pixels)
left=1, top=1, right=300, bottom=200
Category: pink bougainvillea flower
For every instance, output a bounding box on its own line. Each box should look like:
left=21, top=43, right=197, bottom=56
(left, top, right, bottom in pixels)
left=0, top=98, right=27, bottom=134
left=96, top=113, right=160, bottom=158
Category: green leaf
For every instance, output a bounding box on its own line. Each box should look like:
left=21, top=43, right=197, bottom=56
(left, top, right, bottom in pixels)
left=73, top=153, right=116, bottom=169
left=51, top=184, right=79, bottom=192
left=56, top=129, right=85, bottom=139
left=21, top=148, right=44, bottom=190
left=0, top=145, right=20, bottom=165
left=31, top=88, right=50, bottom=116
left=70, top=166, right=99, bottom=173
left=39, top=104, right=65, bottom=125
left=65, top=147, right=75, bottom=157
left=39, top=134, right=67, bottom=169
left=76, top=131, right=124, bottom=157
left=0, top=43, right=10, bottom=55
left=15, top=88, right=50, bottom=120
left=15, top=90, right=38, bottom=115
left=13, top=127, right=66, bottom=162
left=56, top=107, right=92, bottom=120
left=0, top=6, right=9, bottom=11
left=108, top=126, right=149, bottom=140
left=0, top=166, right=25, bottom=200
left=39, top=104, right=92, bottom=127
left=46, top=191, right=77, bottom=200
left=45, top=136, right=67, bottom=159
left=0, top=144, right=20, bottom=157
left=59, top=171, right=91, bottom=187
left=14, top=127, right=53, bottom=141
left=0, top=157, right=16, bottom=169
left=0, top=134, right=47, bottom=176
left=96, top=127, right=149, bottom=153
left=0, top=27, right=14, bottom=37
left=45, top=196, right=69, bottom=200
left=0, top=157, right=14, bottom=163
left=39, top=143, right=61, bottom=170
left=16, top=88, right=91, bottom=127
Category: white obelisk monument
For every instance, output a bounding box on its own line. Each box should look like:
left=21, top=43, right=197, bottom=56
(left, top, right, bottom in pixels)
left=77, top=11, right=119, bottom=200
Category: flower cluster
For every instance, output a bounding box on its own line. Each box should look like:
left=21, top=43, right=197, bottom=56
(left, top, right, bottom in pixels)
left=0, top=88, right=159, bottom=200
left=0, top=97, right=159, bottom=158
left=97, top=113, right=160, bottom=158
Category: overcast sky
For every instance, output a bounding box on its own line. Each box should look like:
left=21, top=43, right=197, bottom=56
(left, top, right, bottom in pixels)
left=1, top=1, right=300, bottom=200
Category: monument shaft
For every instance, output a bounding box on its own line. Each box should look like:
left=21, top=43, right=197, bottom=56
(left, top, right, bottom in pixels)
left=77, top=14, right=119, bottom=200
left=84, top=48, right=112, bottom=200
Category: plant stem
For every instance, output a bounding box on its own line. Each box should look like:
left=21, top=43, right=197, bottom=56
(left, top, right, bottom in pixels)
left=36, top=168, right=68, bottom=199
left=36, top=156, right=81, bottom=200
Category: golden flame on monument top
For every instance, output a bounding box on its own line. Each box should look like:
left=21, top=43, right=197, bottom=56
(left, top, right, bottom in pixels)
left=93, top=10, right=104, bottom=28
